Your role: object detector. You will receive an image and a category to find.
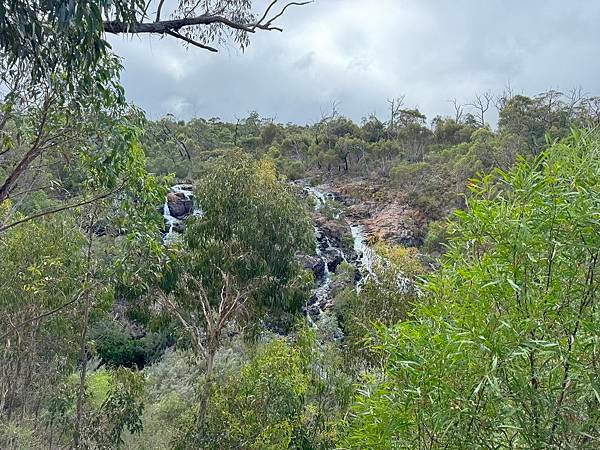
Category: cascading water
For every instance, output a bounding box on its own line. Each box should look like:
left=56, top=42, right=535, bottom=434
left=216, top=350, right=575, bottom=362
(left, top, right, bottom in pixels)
left=162, top=184, right=202, bottom=242
left=350, top=224, right=376, bottom=290
left=301, top=184, right=340, bottom=321
left=300, top=181, right=415, bottom=317
left=311, top=226, right=333, bottom=316
left=163, top=201, right=179, bottom=236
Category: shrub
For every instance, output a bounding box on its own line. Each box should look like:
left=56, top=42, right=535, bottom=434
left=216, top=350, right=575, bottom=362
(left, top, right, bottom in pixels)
left=343, top=131, right=600, bottom=448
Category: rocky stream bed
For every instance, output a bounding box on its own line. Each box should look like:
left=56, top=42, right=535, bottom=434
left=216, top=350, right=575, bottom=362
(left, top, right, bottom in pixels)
left=160, top=179, right=419, bottom=323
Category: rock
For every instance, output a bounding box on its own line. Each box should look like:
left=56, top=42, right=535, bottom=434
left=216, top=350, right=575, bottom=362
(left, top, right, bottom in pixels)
left=322, top=248, right=344, bottom=273
left=167, top=192, right=193, bottom=218
left=298, top=254, right=326, bottom=280
left=363, top=202, right=425, bottom=247
left=314, top=216, right=353, bottom=254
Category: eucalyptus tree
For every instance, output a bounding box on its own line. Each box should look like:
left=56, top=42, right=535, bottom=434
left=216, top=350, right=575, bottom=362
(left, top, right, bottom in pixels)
left=158, top=151, right=313, bottom=431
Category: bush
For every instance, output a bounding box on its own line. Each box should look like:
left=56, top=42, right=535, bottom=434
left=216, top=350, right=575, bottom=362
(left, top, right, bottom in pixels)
left=91, top=319, right=173, bottom=368
left=343, top=131, right=600, bottom=448
left=422, top=219, right=450, bottom=255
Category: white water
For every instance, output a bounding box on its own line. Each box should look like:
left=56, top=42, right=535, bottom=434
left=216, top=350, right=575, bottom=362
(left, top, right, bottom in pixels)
left=302, top=183, right=381, bottom=319
left=350, top=224, right=377, bottom=290
left=312, top=227, right=332, bottom=313
left=302, top=185, right=339, bottom=319
left=304, top=185, right=331, bottom=209
left=162, top=184, right=202, bottom=242
left=303, top=183, right=410, bottom=301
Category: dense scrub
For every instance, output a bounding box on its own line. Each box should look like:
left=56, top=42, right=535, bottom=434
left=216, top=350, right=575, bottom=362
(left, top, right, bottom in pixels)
left=2, top=9, right=600, bottom=444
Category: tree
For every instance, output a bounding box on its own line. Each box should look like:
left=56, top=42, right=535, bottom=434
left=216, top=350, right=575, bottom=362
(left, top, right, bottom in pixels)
left=344, top=130, right=600, bottom=448
left=0, top=1, right=310, bottom=80
left=386, top=96, right=406, bottom=139
left=158, top=152, right=313, bottom=431
left=361, top=115, right=385, bottom=143
left=468, top=91, right=493, bottom=127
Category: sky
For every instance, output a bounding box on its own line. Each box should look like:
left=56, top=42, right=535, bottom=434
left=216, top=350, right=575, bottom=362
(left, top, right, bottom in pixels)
left=109, top=0, right=600, bottom=125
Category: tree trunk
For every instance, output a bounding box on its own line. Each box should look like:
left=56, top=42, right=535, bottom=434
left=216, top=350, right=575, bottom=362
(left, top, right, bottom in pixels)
left=196, top=341, right=217, bottom=431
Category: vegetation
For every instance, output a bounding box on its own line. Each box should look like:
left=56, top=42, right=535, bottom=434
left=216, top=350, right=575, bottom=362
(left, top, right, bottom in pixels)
left=343, top=131, right=600, bottom=448
left=1, top=1, right=600, bottom=448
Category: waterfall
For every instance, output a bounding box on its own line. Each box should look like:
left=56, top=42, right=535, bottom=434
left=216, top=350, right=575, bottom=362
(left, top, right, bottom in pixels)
left=163, top=200, right=178, bottom=238
left=301, top=184, right=340, bottom=321
left=312, top=226, right=333, bottom=313
left=301, top=181, right=410, bottom=302
left=350, top=224, right=377, bottom=290
left=161, top=184, right=201, bottom=242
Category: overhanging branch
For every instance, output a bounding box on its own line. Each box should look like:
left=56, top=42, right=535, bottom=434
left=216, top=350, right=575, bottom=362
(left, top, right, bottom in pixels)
left=0, top=186, right=120, bottom=234
left=103, top=1, right=312, bottom=51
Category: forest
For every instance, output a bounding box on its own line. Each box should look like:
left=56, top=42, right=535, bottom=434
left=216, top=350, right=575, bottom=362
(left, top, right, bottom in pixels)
left=1, top=1, right=600, bottom=449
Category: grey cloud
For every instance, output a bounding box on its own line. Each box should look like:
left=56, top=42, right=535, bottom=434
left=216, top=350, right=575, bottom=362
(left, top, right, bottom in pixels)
left=109, top=0, right=600, bottom=125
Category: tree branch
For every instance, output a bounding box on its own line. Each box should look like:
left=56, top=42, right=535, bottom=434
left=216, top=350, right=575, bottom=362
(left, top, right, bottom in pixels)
left=155, top=0, right=166, bottom=22
left=0, top=187, right=119, bottom=234
left=165, top=30, right=218, bottom=52
left=103, top=1, right=312, bottom=50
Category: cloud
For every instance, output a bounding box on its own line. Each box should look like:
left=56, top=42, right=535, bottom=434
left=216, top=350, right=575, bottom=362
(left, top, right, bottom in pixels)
left=109, top=0, right=600, bottom=125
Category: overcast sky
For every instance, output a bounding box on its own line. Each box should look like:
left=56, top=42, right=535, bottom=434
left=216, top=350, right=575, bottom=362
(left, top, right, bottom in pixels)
left=109, top=0, right=600, bottom=125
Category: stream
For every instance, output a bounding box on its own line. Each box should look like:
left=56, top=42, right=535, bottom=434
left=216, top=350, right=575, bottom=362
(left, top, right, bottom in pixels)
left=161, top=182, right=383, bottom=322
left=299, top=183, right=377, bottom=321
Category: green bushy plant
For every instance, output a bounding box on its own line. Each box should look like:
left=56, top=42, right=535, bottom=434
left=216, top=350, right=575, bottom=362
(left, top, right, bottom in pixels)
left=343, top=131, right=600, bottom=448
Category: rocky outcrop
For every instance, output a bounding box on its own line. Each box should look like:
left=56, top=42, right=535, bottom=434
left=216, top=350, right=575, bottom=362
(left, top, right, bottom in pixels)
left=167, top=192, right=193, bottom=218
left=329, top=179, right=426, bottom=248
left=362, top=202, right=425, bottom=247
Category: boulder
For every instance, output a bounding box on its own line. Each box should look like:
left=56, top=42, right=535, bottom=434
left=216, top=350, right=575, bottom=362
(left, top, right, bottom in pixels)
left=298, top=254, right=326, bottom=280
left=167, top=192, right=193, bottom=218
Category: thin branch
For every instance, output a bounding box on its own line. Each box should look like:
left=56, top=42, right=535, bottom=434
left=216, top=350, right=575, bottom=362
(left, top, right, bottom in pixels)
left=165, top=30, right=218, bottom=52
left=0, top=187, right=119, bottom=234
left=155, top=0, right=166, bottom=22
left=262, top=1, right=312, bottom=28
left=255, top=0, right=281, bottom=26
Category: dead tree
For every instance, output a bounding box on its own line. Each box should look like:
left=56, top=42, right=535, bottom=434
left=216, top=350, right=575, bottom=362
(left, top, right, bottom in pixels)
left=449, top=98, right=464, bottom=123
left=494, top=81, right=514, bottom=112
left=468, top=92, right=493, bottom=127
left=157, top=271, right=263, bottom=429
left=387, top=95, right=405, bottom=138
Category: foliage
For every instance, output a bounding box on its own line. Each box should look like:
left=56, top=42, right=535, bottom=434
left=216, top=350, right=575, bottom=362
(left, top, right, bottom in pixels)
left=343, top=131, right=600, bottom=448
left=0, top=214, right=86, bottom=428
left=173, top=329, right=352, bottom=449
left=175, top=151, right=313, bottom=326
left=82, top=368, right=145, bottom=449
left=422, top=219, right=450, bottom=255
left=335, top=244, right=424, bottom=367
left=91, top=319, right=173, bottom=369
